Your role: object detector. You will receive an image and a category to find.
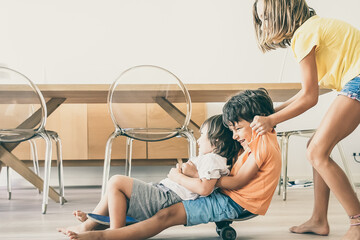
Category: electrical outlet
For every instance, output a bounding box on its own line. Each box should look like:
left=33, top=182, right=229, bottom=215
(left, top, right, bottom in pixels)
left=353, top=153, right=360, bottom=164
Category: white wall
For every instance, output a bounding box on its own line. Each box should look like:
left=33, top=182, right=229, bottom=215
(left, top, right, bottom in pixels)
left=0, top=0, right=359, bottom=187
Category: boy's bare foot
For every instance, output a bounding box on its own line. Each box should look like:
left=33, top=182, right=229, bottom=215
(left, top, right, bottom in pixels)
left=73, top=210, right=88, bottom=222
left=289, top=218, right=329, bottom=236
left=68, top=230, right=104, bottom=240
left=341, top=225, right=360, bottom=240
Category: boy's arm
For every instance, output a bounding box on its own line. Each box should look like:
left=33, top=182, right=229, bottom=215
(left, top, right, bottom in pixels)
left=216, top=153, right=259, bottom=190
left=167, top=166, right=217, bottom=196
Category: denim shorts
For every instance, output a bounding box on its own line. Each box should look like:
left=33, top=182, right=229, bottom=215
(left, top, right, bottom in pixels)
left=338, top=75, right=360, bottom=102
left=182, top=189, right=246, bottom=226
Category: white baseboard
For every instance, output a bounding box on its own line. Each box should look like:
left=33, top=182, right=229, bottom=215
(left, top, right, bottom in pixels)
left=1, top=166, right=359, bottom=188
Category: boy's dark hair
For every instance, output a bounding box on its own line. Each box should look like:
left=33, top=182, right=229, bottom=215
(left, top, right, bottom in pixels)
left=202, top=114, right=241, bottom=165
left=222, top=88, right=275, bottom=126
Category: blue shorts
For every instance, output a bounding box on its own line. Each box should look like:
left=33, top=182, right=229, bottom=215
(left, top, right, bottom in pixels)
left=338, top=75, right=360, bottom=102
left=182, top=189, right=246, bottom=226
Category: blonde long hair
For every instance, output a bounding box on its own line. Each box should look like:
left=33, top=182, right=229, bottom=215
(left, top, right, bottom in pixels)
left=253, top=0, right=316, bottom=52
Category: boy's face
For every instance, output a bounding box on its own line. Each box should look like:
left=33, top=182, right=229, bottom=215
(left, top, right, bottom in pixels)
left=228, top=120, right=253, bottom=148
left=197, top=124, right=214, bottom=155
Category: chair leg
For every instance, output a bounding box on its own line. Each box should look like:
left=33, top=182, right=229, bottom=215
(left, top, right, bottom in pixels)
left=102, top=132, right=117, bottom=196
left=29, top=139, right=41, bottom=194
left=39, top=132, right=52, bottom=214
left=125, top=137, right=133, bottom=177
left=6, top=166, right=11, bottom=200
left=282, top=135, right=290, bottom=201
left=336, top=142, right=356, bottom=191
left=182, top=130, right=197, bottom=158
left=277, top=136, right=284, bottom=196
left=53, top=135, right=65, bottom=205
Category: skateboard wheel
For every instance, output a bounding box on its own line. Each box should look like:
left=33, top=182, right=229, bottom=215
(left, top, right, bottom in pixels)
left=220, top=226, right=236, bottom=240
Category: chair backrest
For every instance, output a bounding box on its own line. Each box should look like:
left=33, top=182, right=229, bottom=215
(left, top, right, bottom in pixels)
left=108, top=65, right=192, bottom=141
left=0, top=66, right=47, bottom=142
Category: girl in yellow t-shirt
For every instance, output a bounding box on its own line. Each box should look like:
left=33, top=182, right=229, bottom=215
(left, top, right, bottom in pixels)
left=251, top=0, right=360, bottom=239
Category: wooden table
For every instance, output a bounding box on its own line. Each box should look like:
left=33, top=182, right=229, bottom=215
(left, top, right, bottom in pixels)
left=37, top=83, right=328, bottom=103
left=0, top=83, right=331, bottom=202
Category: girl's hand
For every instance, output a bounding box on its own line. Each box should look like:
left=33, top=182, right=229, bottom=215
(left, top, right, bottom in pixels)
left=168, top=165, right=182, bottom=182
left=250, top=115, right=273, bottom=135
left=182, top=161, right=199, bottom=178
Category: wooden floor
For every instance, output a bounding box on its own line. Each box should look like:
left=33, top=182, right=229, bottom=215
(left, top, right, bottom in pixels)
left=0, top=185, right=357, bottom=240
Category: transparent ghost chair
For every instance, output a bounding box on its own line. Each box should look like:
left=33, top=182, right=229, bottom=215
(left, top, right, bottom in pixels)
left=101, top=65, right=196, bottom=196
left=0, top=66, right=65, bottom=213
left=277, top=129, right=356, bottom=201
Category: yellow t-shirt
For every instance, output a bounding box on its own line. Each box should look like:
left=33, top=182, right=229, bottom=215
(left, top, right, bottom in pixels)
left=291, top=15, right=360, bottom=91
left=222, top=130, right=281, bottom=215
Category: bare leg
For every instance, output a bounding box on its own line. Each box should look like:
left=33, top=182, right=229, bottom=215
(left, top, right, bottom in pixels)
left=290, top=167, right=330, bottom=235
left=294, top=95, right=360, bottom=239
left=67, top=202, right=187, bottom=240
left=58, top=175, right=133, bottom=234
left=107, top=175, right=133, bottom=229
left=57, top=193, right=109, bottom=234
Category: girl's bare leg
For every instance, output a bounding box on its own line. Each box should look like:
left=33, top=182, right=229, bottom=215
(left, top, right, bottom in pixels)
left=58, top=175, right=133, bottom=234
left=106, top=175, right=133, bottom=229
left=57, top=193, right=109, bottom=234
left=290, top=167, right=330, bottom=235
left=292, top=95, right=360, bottom=239
left=68, top=202, right=187, bottom=240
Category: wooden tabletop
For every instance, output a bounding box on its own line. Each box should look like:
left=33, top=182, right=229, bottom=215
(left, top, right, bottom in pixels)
left=37, top=83, right=331, bottom=103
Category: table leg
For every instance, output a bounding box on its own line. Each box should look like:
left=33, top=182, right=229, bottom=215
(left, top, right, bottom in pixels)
left=154, top=97, right=200, bottom=130
left=0, top=98, right=66, bottom=202
left=0, top=145, right=60, bottom=203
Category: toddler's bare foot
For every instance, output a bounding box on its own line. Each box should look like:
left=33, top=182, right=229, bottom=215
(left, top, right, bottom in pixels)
left=68, top=230, right=104, bottom=240
left=289, top=218, right=329, bottom=236
left=57, top=223, right=91, bottom=235
left=73, top=210, right=88, bottom=222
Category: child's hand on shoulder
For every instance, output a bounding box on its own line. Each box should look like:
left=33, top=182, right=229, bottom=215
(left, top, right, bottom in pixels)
left=250, top=115, right=274, bottom=135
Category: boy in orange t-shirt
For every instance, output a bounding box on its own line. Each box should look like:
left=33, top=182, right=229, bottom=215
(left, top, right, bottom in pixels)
left=66, top=88, right=281, bottom=240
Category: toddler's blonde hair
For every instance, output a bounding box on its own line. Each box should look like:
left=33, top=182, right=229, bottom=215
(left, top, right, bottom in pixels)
left=253, top=0, right=316, bottom=52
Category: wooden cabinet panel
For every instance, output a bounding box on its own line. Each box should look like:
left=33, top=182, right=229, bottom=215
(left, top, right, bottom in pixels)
left=87, top=104, right=147, bottom=159
left=147, top=103, right=206, bottom=159
left=0, top=104, right=88, bottom=161
left=0, top=104, right=33, bottom=160
left=5, top=102, right=206, bottom=164
left=11, top=142, right=31, bottom=160
left=35, top=104, right=88, bottom=160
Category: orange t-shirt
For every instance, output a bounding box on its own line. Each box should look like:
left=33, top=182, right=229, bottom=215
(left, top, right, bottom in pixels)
left=222, top=130, right=281, bottom=215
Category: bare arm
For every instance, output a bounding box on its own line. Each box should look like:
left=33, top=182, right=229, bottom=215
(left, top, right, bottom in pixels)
left=216, top=153, right=259, bottom=190
left=167, top=166, right=217, bottom=196
left=274, top=89, right=302, bottom=112
left=251, top=47, right=319, bottom=135
left=181, top=161, right=199, bottom=178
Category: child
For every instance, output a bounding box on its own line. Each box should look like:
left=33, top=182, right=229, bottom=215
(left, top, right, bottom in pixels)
left=251, top=0, right=360, bottom=239
left=58, top=114, right=241, bottom=233
left=65, top=88, right=282, bottom=240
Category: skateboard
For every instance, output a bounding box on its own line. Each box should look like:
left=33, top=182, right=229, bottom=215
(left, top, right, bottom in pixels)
left=87, top=213, right=138, bottom=226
